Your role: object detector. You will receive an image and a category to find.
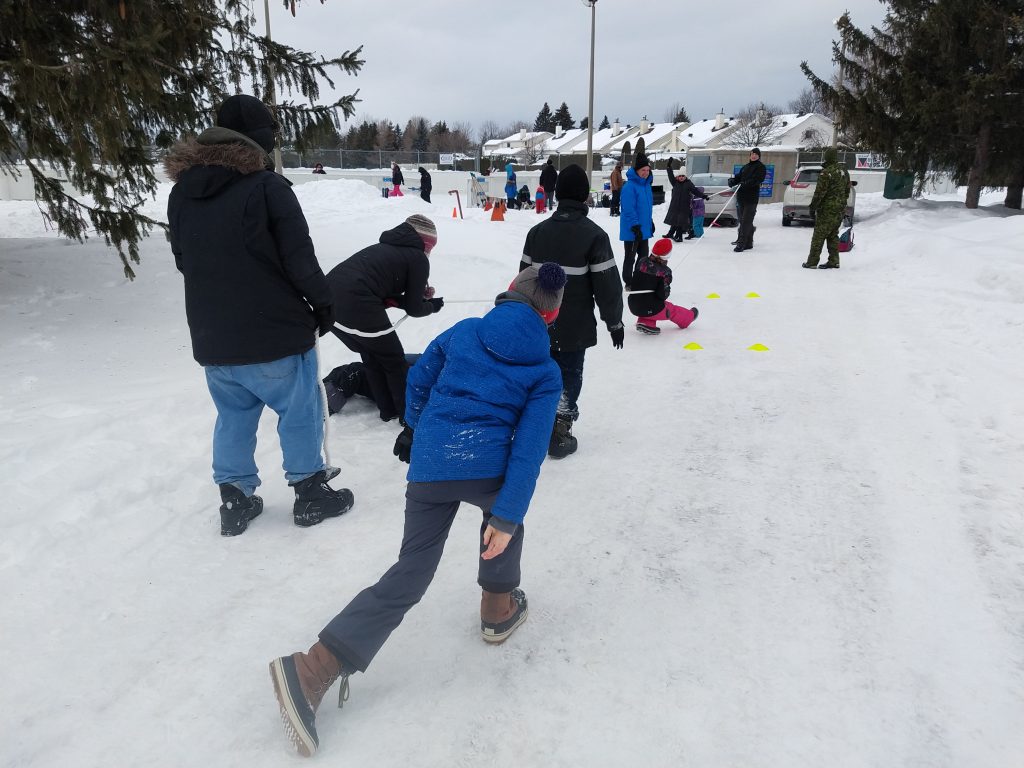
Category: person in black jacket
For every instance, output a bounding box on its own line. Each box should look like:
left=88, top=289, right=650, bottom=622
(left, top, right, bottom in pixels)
left=728, top=147, right=767, bottom=252
left=165, top=94, right=354, bottom=536
left=520, top=164, right=624, bottom=458
left=539, top=159, right=558, bottom=213
left=417, top=166, right=432, bottom=203
left=663, top=159, right=707, bottom=241
left=326, top=215, right=442, bottom=423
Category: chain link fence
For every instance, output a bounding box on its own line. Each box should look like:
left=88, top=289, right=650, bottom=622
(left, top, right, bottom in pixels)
left=280, top=148, right=471, bottom=170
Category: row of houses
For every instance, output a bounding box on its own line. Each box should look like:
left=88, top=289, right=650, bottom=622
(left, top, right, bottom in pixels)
left=481, top=111, right=834, bottom=167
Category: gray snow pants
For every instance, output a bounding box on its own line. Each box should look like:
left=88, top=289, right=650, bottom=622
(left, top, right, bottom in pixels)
left=318, top=477, right=524, bottom=672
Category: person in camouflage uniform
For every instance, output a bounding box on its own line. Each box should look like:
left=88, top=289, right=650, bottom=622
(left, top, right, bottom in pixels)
left=802, top=147, right=851, bottom=270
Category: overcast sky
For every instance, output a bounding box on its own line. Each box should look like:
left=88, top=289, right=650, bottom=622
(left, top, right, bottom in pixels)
left=268, top=0, right=888, bottom=133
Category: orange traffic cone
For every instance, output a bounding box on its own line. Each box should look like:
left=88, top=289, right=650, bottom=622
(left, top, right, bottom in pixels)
left=452, top=207, right=458, bottom=218
left=484, top=200, right=493, bottom=211
left=490, top=200, right=505, bottom=222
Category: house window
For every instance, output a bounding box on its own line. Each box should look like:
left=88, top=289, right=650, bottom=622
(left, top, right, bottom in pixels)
left=803, top=130, right=813, bottom=139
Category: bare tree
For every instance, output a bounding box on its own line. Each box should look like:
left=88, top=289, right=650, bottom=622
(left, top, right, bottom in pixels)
left=664, top=102, right=691, bottom=123
left=724, top=103, right=787, bottom=147
left=788, top=87, right=833, bottom=119
left=478, top=119, right=502, bottom=143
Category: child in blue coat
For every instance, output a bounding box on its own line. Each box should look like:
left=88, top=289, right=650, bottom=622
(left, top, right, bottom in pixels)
left=270, top=263, right=568, bottom=758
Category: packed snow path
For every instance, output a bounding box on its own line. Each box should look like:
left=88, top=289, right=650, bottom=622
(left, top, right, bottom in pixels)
left=1, top=184, right=1021, bottom=767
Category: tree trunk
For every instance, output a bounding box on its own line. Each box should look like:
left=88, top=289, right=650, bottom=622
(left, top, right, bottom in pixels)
left=964, top=121, right=992, bottom=209
left=1004, top=161, right=1024, bottom=210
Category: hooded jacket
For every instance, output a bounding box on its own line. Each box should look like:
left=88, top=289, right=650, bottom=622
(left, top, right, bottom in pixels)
left=520, top=199, right=623, bottom=351
left=619, top=166, right=654, bottom=241
left=417, top=167, right=432, bottom=196
left=326, top=222, right=435, bottom=333
left=165, top=128, right=331, bottom=366
left=404, top=298, right=562, bottom=525
left=539, top=162, right=558, bottom=195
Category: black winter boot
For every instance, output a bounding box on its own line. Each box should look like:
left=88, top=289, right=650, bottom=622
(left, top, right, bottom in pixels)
left=548, top=415, right=578, bottom=459
left=219, top=484, right=263, bottom=537
left=291, top=471, right=354, bottom=527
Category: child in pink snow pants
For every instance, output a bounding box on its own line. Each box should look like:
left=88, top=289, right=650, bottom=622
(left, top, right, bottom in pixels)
left=626, top=238, right=698, bottom=335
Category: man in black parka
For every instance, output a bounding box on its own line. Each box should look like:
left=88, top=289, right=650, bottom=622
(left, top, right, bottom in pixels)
left=539, top=159, right=558, bottom=213
left=326, top=215, right=443, bottom=424
left=165, top=94, right=353, bottom=536
left=520, top=164, right=624, bottom=458
left=729, top=147, right=767, bottom=252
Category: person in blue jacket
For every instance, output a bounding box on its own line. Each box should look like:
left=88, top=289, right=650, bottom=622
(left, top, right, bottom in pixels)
left=504, top=161, right=518, bottom=208
left=619, top=149, right=654, bottom=289
left=269, top=263, right=567, bottom=758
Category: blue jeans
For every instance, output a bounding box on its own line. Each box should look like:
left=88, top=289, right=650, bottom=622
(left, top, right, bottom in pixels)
left=550, top=349, right=586, bottom=421
left=204, top=349, right=326, bottom=496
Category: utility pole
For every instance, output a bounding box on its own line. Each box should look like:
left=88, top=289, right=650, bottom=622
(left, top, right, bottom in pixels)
left=263, top=0, right=284, bottom=173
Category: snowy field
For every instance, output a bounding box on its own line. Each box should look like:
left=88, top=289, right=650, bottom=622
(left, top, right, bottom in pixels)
left=1, top=178, right=1022, bottom=768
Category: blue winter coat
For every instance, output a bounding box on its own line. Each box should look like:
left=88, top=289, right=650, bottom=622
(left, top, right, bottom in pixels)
left=404, top=297, right=563, bottom=525
left=619, top=167, right=654, bottom=242
left=504, top=163, right=517, bottom=198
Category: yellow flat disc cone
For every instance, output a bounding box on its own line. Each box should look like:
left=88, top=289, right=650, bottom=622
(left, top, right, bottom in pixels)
left=748, top=343, right=769, bottom=351
left=745, top=292, right=760, bottom=298
left=684, top=342, right=703, bottom=350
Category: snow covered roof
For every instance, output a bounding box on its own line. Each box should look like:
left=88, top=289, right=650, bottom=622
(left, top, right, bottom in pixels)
left=540, top=128, right=588, bottom=154
left=677, top=117, right=740, bottom=148
left=606, top=122, right=681, bottom=152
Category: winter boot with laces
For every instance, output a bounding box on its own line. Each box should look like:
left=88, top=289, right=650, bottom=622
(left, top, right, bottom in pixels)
left=480, top=588, right=529, bottom=644
left=269, top=641, right=351, bottom=757
left=547, top=414, right=578, bottom=459
left=291, top=470, right=354, bottom=527
left=219, top=484, right=263, bottom=537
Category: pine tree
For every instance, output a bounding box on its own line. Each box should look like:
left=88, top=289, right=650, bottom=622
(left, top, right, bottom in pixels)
left=552, top=102, right=575, bottom=130
left=801, top=2, right=1024, bottom=209
left=580, top=116, right=589, bottom=130
left=0, top=1, right=363, bottom=277
left=598, top=115, right=611, bottom=130
left=533, top=103, right=555, bottom=133
left=413, top=119, right=430, bottom=152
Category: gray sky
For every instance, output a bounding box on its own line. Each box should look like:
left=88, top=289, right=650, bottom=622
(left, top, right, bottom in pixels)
left=268, top=0, right=887, bottom=133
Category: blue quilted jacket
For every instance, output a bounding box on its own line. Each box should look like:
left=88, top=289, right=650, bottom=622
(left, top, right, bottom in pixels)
left=619, top=166, right=654, bottom=241
left=405, top=296, right=562, bottom=524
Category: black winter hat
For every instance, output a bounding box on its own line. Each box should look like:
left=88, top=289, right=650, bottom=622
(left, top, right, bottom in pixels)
left=555, top=163, right=590, bottom=202
left=216, top=95, right=277, bottom=154
left=633, top=150, right=650, bottom=171
left=751, top=147, right=762, bottom=158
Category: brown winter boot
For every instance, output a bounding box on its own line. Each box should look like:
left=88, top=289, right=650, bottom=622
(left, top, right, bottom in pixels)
left=269, top=641, right=350, bottom=757
left=480, top=588, right=529, bottom=644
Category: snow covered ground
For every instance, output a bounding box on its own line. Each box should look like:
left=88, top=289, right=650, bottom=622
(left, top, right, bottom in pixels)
left=1, top=179, right=1022, bottom=767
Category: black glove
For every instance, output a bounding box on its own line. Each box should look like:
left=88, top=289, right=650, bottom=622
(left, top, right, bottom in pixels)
left=666, top=157, right=675, bottom=171
left=393, top=425, right=414, bottom=463
left=610, top=324, right=624, bottom=349
left=429, top=297, right=444, bottom=313
left=631, top=224, right=643, bottom=243
left=313, top=305, right=334, bottom=337
left=727, top=178, right=737, bottom=188
left=703, top=194, right=711, bottom=201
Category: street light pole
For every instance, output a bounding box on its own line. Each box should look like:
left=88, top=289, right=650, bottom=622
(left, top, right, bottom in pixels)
left=582, top=0, right=597, bottom=186
left=263, top=0, right=284, bottom=173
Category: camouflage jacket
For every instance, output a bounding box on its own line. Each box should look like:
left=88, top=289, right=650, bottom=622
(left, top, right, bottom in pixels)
left=809, top=163, right=850, bottom=219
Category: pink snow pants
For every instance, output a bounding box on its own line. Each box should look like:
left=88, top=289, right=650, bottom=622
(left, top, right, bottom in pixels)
left=636, top=302, right=696, bottom=330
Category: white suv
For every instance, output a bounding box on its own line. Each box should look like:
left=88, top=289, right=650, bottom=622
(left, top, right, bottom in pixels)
left=782, top=166, right=856, bottom=226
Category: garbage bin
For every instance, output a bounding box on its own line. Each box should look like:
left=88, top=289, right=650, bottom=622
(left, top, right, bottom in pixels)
left=883, top=170, right=915, bottom=199
left=651, top=185, right=665, bottom=206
